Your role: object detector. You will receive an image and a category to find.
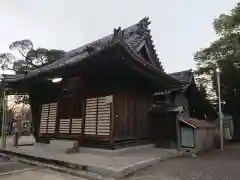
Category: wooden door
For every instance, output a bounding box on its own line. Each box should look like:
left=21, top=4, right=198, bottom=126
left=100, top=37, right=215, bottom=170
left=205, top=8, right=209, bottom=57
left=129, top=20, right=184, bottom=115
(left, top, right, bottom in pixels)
left=57, top=97, right=72, bottom=135
left=149, top=112, right=178, bottom=149
left=56, top=96, right=83, bottom=138
left=71, top=97, right=83, bottom=135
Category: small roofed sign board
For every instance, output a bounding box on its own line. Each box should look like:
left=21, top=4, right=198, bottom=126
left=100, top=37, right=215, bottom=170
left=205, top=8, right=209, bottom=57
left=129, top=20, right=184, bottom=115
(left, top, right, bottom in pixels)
left=181, top=126, right=194, bottom=148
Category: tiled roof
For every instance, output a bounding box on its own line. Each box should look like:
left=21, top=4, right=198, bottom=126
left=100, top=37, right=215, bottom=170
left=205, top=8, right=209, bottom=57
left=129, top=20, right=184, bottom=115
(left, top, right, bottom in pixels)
left=154, top=69, right=194, bottom=95
left=180, top=118, right=216, bottom=128
left=170, top=69, right=193, bottom=84
left=6, top=17, right=166, bottom=83
left=170, top=69, right=193, bottom=92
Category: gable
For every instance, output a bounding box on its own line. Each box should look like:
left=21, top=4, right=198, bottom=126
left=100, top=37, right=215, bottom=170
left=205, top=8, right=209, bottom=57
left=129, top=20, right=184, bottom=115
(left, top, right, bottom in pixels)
left=144, top=38, right=163, bottom=69
left=139, top=45, right=153, bottom=64
left=174, top=93, right=190, bottom=117
left=135, top=38, right=163, bottom=70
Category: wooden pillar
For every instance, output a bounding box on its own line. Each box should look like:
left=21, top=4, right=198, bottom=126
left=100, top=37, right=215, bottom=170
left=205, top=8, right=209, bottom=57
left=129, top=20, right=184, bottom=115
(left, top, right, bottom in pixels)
left=29, top=93, right=40, bottom=142
left=110, top=95, right=115, bottom=146
left=80, top=98, right=86, bottom=146
left=124, top=96, right=128, bottom=138
left=176, top=113, right=181, bottom=151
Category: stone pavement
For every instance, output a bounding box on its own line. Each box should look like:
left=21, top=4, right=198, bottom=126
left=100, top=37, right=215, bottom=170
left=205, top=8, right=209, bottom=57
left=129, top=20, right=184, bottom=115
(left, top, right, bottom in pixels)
left=0, top=135, right=35, bottom=147
left=0, top=152, right=35, bottom=175
left=0, top=137, right=180, bottom=179
left=0, top=151, right=88, bottom=180
left=0, top=168, right=87, bottom=180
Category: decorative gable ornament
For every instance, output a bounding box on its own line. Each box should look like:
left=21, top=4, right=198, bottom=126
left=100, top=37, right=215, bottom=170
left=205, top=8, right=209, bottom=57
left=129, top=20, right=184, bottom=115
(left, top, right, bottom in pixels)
left=112, top=27, right=125, bottom=43
left=137, top=17, right=151, bottom=36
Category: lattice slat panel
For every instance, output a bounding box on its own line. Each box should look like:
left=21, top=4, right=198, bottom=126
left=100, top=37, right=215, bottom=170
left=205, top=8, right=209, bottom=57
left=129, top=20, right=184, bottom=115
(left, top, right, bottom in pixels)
left=97, top=96, right=111, bottom=136
left=47, top=103, right=57, bottom=134
left=85, top=98, right=97, bottom=135
left=71, top=118, right=82, bottom=134
left=59, top=119, right=70, bottom=134
left=40, top=104, right=49, bottom=134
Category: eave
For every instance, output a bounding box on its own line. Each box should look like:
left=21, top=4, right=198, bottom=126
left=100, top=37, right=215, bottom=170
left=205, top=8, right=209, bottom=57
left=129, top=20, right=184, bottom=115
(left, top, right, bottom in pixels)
left=5, top=42, right=120, bottom=85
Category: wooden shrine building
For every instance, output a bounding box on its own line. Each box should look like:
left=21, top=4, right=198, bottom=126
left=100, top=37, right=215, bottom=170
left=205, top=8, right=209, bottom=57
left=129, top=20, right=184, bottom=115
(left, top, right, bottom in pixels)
left=5, top=18, right=180, bottom=149
left=149, top=69, right=217, bottom=149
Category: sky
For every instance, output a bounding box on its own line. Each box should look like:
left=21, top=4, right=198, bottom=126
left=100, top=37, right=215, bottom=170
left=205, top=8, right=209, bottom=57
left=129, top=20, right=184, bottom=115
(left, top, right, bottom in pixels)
left=0, top=0, right=239, bottom=73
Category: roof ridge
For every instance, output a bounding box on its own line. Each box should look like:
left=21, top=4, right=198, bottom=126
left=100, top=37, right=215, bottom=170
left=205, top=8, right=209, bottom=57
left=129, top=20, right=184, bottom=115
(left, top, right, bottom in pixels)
left=66, top=17, right=151, bottom=57
left=169, top=69, right=192, bottom=75
left=26, top=17, right=153, bottom=73
left=7, top=17, right=167, bottom=81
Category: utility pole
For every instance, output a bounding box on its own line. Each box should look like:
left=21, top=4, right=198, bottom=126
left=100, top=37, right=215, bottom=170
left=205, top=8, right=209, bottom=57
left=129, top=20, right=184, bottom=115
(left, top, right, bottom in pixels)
left=216, top=67, right=224, bottom=151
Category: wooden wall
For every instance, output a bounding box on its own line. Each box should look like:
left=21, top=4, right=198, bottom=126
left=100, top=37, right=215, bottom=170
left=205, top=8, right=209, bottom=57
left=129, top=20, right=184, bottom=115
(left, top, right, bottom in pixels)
left=148, top=112, right=178, bottom=148
left=36, top=89, right=152, bottom=147
left=113, top=92, right=151, bottom=143
left=37, top=94, right=113, bottom=135
left=32, top=67, right=155, bottom=148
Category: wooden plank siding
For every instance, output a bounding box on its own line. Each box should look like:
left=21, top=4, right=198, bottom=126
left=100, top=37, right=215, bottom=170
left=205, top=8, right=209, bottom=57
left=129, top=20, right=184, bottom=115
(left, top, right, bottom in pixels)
left=84, top=96, right=112, bottom=136
left=85, top=97, right=98, bottom=135
left=113, top=92, right=151, bottom=143
left=38, top=91, right=151, bottom=146
left=38, top=95, right=113, bottom=141
left=39, top=95, right=84, bottom=139
left=39, top=103, right=57, bottom=135
left=35, top=69, right=154, bottom=148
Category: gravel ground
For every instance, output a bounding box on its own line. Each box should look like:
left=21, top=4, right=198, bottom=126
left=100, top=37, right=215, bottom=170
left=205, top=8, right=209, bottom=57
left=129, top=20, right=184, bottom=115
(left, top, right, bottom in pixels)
left=124, top=144, right=240, bottom=180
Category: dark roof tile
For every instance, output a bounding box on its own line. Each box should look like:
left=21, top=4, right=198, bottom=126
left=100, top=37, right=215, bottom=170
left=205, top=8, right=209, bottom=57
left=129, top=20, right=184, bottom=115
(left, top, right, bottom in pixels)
left=170, top=69, right=192, bottom=82
left=154, top=69, right=194, bottom=95
left=7, top=17, right=164, bottom=82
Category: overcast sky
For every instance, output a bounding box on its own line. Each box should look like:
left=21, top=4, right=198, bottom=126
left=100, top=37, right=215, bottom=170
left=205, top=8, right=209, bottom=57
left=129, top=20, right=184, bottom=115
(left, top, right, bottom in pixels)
left=0, top=0, right=238, bottom=73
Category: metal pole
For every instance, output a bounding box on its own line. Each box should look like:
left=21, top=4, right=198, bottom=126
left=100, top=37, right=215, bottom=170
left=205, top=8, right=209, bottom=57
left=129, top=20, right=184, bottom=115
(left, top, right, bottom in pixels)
left=5, top=93, right=8, bottom=136
left=1, top=85, right=6, bottom=148
left=216, top=69, right=224, bottom=151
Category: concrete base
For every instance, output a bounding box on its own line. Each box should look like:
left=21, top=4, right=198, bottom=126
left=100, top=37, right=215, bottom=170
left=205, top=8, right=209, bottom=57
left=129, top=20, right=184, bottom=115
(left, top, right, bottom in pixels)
left=48, top=140, right=156, bottom=156
left=79, top=144, right=155, bottom=156
left=0, top=142, right=180, bottom=179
